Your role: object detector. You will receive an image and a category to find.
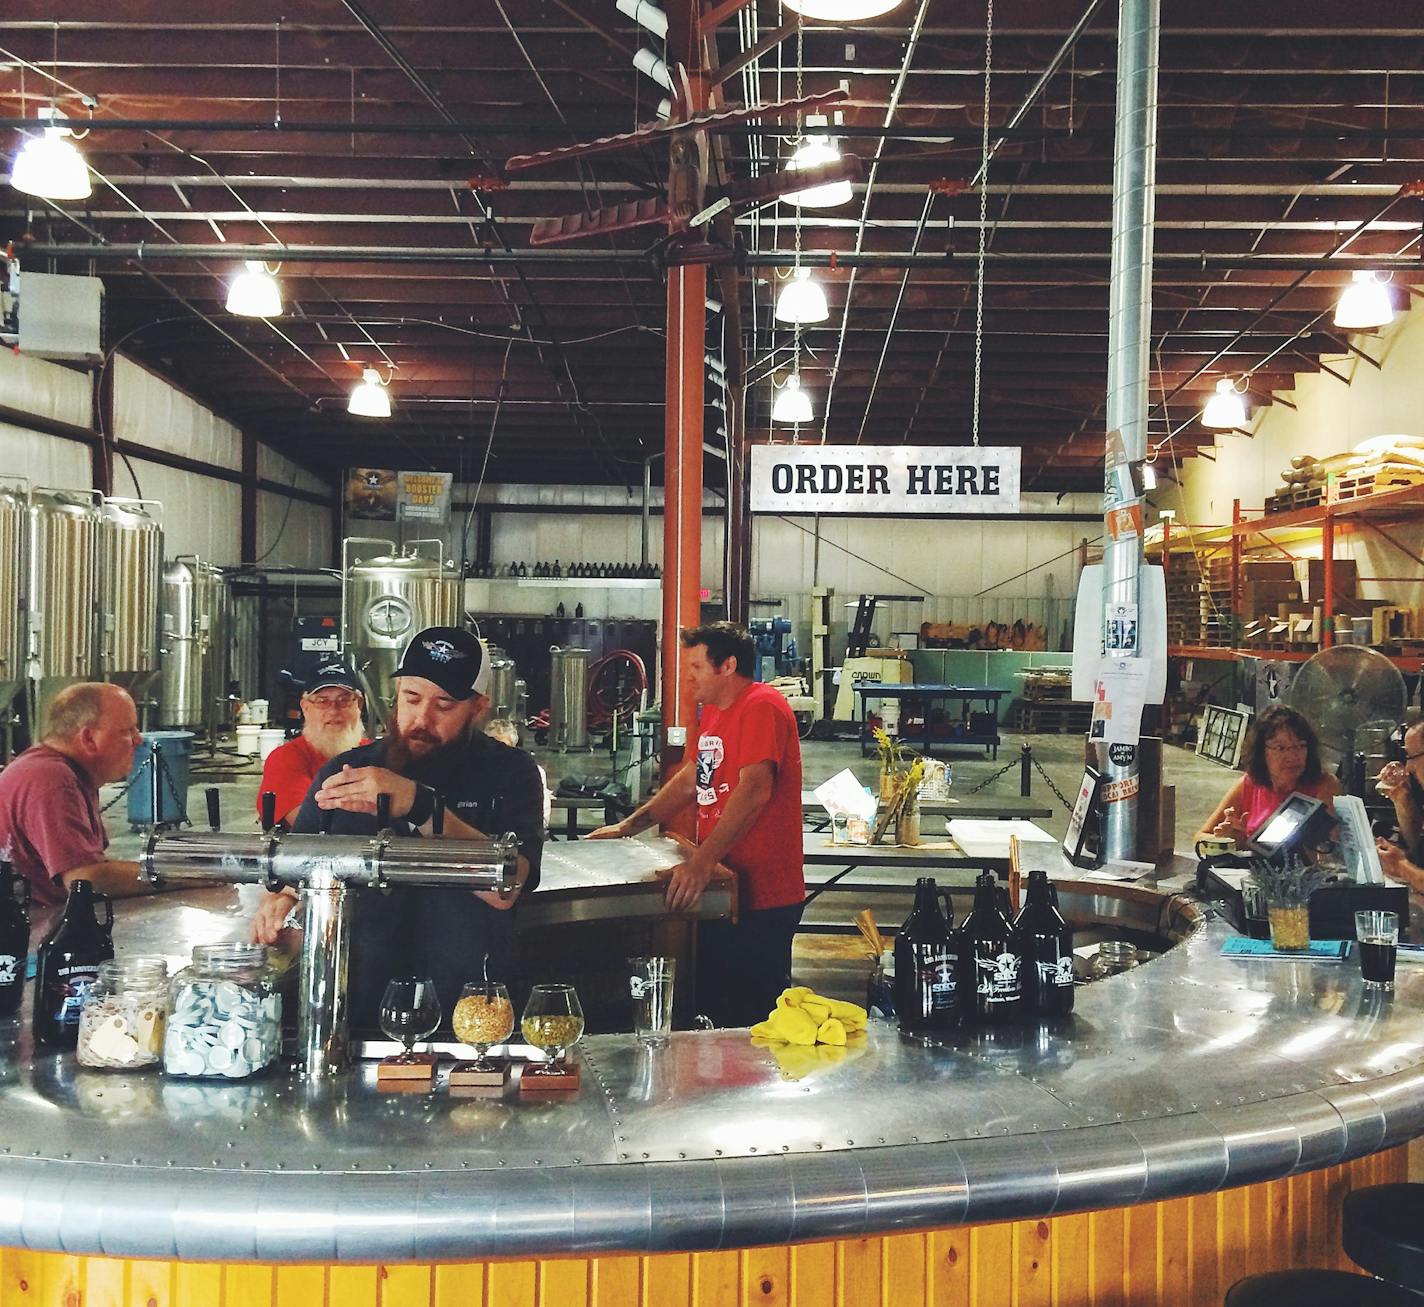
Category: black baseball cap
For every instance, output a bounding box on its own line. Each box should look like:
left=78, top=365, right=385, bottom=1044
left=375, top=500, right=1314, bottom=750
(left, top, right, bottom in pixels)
left=306, top=657, right=363, bottom=695
left=391, top=626, right=491, bottom=700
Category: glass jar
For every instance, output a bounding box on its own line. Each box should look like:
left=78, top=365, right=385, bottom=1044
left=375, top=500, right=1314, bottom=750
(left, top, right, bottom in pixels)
left=77, top=956, right=168, bottom=1069
left=164, top=943, right=282, bottom=1079
left=1088, top=939, right=1141, bottom=979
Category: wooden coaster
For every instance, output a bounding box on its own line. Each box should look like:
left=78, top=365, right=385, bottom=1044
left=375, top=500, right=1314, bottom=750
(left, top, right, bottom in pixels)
left=377, top=1053, right=438, bottom=1084
left=449, top=1060, right=510, bottom=1089
left=377, top=1079, right=432, bottom=1095
left=520, top=1063, right=580, bottom=1092
left=448, top=1083, right=508, bottom=1100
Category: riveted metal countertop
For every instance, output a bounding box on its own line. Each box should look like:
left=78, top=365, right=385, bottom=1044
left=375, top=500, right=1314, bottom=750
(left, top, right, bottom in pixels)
left=0, top=887, right=1421, bottom=1261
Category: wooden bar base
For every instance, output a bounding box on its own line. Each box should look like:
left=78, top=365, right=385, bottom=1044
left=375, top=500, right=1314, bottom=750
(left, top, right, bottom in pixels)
left=376, top=1053, right=437, bottom=1088
left=449, top=1060, right=511, bottom=1089
left=520, top=1063, right=580, bottom=1092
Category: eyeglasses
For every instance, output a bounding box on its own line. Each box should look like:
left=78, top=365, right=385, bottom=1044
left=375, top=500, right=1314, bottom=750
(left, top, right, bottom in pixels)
left=305, top=690, right=358, bottom=709
left=1266, top=741, right=1308, bottom=756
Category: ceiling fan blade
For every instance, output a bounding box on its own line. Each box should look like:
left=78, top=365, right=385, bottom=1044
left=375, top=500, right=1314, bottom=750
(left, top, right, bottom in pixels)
left=529, top=197, right=669, bottom=246
left=719, top=154, right=864, bottom=208
left=505, top=88, right=848, bottom=174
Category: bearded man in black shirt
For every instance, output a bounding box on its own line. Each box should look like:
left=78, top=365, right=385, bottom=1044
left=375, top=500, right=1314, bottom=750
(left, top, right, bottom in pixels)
left=250, top=626, right=545, bottom=1025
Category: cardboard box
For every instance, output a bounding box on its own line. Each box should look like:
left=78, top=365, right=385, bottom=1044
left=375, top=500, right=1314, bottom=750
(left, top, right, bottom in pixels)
left=1242, top=560, right=1297, bottom=582
left=1307, top=558, right=1358, bottom=600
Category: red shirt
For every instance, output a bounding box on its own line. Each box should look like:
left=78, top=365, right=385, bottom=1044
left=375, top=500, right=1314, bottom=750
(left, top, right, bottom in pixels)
left=259, top=736, right=335, bottom=822
left=1240, top=774, right=1336, bottom=837
left=695, top=681, right=804, bottom=911
left=0, top=745, right=106, bottom=910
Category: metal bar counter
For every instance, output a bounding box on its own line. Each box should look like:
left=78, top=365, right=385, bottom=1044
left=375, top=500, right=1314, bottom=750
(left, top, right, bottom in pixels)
left=0, top=881, right=1420, bottom=1270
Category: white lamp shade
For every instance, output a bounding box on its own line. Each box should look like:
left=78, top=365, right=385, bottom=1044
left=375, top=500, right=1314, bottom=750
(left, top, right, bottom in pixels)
left=1201, top=378, right=1247, bottom=430
left=772, top=375, right=814, bottom=424
left=1333, top=271, right=1394, bottom=331
left=348, top=368, right=392, bottom=418
left=225, top=262, right=282, bottom=318
left=775, top=268, right=829, bottom=324
left=784, top=0, right=903, bottom=19
left=785, top=137, right=853, bottom=208
left=10, top=130, right=92, bottom=201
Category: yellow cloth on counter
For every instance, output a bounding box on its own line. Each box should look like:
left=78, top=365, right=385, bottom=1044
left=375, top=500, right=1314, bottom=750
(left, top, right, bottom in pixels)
left=750, top=987, right=868, bottom=1046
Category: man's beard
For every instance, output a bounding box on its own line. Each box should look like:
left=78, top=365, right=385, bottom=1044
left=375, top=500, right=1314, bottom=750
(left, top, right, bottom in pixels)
left=305, top=718, right=365, bottom=760
left=383, top=717, right=473, bottom=780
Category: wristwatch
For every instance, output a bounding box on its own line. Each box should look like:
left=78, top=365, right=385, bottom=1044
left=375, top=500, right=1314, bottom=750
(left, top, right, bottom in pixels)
left=407, top=783, right=439, bottom=828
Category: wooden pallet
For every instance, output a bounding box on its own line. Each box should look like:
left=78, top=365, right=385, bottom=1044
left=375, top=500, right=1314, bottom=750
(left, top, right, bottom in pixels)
left=1007, top=700, right=1092, bottom=735
left=1266, top=487, right=1324, bottom=514
left=1334, top=465, right=1424, bottom=501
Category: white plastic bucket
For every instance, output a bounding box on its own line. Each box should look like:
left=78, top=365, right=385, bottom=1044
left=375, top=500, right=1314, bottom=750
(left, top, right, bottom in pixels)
left=258, top=728, right=286, bottom=762
left=235, top=724, right=261, bottom=756
left=240, top=698, right=270, bottom=726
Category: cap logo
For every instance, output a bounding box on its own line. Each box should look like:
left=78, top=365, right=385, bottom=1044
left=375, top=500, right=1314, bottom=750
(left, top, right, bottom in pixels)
left=422, top=639, right=464, bottom=663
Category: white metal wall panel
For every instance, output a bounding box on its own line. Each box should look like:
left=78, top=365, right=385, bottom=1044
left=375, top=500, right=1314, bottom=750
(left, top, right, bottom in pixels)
left=112, top=356, right=242, bottom=471
left=0, top=347, right=92, bottom=429
left=0, top=421, right=90, bottom=490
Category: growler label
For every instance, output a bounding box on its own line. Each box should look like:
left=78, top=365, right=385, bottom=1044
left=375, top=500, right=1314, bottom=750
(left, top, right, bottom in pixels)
left=916, top=946, right=958, bottom=1012
left=975, top=949, right=1022, bottom=1005
left=1037, top=955, right=1075, bottom=989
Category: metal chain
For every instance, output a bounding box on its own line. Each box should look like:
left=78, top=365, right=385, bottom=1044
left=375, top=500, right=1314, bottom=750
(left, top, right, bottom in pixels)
left=961, top=758, right=1018, bottom=796
left=1031, top=755, right=1077, bottom=813
left=969, top=0, right=994, bottom=448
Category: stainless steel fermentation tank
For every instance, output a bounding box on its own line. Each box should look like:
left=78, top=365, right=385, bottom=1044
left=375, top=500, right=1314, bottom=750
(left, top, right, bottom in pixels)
left=158, top=557, right=231, bottom=736
left=549, top=646, right=591, bottom=751
left=342, top=538, right=462, bottom=728
left=0, top=482, right=28, bottom=740
left=486, top=645, right=518, bottom=721
left=97, top=498, right=163, bottom=713
left=26, top=488, right=100, bottom=733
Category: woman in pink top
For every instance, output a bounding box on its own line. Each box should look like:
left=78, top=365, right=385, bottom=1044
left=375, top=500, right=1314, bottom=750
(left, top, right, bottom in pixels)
left=1195, top=705, right=1341, bottom=845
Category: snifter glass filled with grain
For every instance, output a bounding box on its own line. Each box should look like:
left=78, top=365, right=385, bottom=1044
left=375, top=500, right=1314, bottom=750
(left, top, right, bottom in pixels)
left=522, top=983, right=585, bottom=1071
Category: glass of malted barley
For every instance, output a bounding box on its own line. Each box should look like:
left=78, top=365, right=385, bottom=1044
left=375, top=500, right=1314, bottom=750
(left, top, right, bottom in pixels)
left=521, top=984, right=585, bottom=1072
left=453, top=982, right=515, bottom=1070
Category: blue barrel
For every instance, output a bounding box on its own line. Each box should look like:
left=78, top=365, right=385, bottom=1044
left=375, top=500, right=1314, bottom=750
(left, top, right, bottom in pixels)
left=126, top=731, right=195, bottom=827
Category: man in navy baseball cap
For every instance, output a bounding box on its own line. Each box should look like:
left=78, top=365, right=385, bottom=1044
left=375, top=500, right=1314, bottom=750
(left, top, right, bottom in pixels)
left=251, top=625, right=544, bottom=1029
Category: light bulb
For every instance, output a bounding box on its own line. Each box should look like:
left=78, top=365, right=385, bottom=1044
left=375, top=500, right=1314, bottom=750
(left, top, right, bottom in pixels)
left=785, top=118, right=853, bottom=208
left=10, top=117, right=91, bottom=201
left=772, top=374, right=814, bottom=424
left=1201, top=378, right=1247, bottom=430
left=784, top=0, right=903, bottom=19
left=225, top=261, right=282, bottom=318
left=348, top=368, right=392, bottom=418
left=774, top=267, right=829, bottom=324
left=1333, top=271, right=1393, bottom=331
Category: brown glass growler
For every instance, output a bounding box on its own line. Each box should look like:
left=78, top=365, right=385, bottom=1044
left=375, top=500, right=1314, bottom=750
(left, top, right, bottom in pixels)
left=1014, top=869, right=1075, bottom=1018
left=33, top=879, right=114, bottom=1048
left=893, top=877, right=961, bottom=1032
left=0, top=861, right=29, bottom=1018
left=960, top=871, right=1024, bottom=1024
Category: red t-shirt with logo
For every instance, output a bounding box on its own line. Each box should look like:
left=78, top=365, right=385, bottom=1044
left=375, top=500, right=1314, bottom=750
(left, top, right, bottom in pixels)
left=695, top=681, right=804, bottom=912
left=257, top=735, right=370, bottom=823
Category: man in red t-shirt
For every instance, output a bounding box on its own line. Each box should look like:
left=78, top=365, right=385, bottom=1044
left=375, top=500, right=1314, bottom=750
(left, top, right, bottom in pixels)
left=590, top=622, right=804, bottom=1026
left=257, top=658, right=369, bottom=826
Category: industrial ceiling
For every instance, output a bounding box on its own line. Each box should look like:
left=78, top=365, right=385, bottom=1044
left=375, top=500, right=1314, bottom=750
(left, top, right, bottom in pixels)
left=2, top=0, right=1422, bottom=493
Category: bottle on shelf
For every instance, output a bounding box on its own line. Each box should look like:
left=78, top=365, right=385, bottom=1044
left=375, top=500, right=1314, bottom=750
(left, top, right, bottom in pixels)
left=0, top=861, right=30, bottom=1019
left=1013, top=870, right=1075, bottom=1018
left=33, top=879, right=115, bottom=1048
left=552, top=560, right=562, bottom=577
left=959, top=871, right=1023, bottom=1024
left=556, top=602, right=566, bottom=619
left=892, top=877, right=961, bottom=1034
left=575, top=602, right=584, bottom=618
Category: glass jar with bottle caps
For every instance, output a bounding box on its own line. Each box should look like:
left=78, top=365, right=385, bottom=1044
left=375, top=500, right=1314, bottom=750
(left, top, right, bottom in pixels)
left=77, top=956, right=169, bottom=1069
left=164, top=943, right=282, bottom=1079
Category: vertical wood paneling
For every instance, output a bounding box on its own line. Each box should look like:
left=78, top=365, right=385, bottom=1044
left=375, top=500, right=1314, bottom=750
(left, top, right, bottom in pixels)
left=882, top=1233, right=926, bottom=1307
left=0, top=1146, right=1405, bottom=1307
left=643, top=1252, right=689, bottom=1307
left=534, top=1260, right=586, bottom=1307
left=969, top=1223, right=1012, bottom=1307
left=835, top=1238, right=881, bottom=1307
left=588, top=1256, right=640, bottom=1307
left=328, top=1266, right=379, bottom=1307
left=790, top=1242, right=836, bottom=1307
left=1012, top=1220, right=1051, bottom=1307
left=743, top=1245, right=790, bottom=1307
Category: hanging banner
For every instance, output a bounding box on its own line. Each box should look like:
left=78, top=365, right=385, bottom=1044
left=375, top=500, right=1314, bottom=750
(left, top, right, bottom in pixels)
left=345, top=467, right=398, bottom=520
left=749, top=445, right=1021, bottom=514
left=396, top=470, right=453, bottom=523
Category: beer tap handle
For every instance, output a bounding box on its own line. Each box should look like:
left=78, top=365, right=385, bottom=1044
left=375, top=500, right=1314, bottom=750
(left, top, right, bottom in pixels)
left=260, top=790, right=277, bottom=832
left=375, top=792, right=391, bottom=832
left=431, top=795, right=445, bottom=836
left=206, top=787, right=222, bottom=831
left=319, top=807, right=337, bottom=836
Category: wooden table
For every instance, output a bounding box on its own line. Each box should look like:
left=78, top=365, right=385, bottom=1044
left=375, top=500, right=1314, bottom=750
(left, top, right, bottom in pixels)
left=801, top=789, right=1052, bottom=829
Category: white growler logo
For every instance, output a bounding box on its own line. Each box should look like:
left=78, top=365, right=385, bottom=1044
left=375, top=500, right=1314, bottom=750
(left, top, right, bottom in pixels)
left=1038, top=956, right=1074, bottom=988
left=976, top=951, right=1021, bottom=1002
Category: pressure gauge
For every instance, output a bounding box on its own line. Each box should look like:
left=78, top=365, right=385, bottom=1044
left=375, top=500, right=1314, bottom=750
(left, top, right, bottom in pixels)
left=366, top=595, right=413, bottom=640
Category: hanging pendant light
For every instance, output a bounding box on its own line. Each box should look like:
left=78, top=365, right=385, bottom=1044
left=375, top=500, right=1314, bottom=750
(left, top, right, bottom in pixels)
left=785, top=115, right=853, bottom=208
left=771, top=373, right=814, bottom=424
left=225, top=261, right=283, bottom=318
left=784, top=0, right=903, bottom=19
left=775, top=267, right=829, bottom=324
left=10, top=107, right=91, bottom=201
left=1333, top=271, right=1394, bottom=331
left=348, top=368, right=392, bottom=418
left=1201, top=377, right=1247, bottom=430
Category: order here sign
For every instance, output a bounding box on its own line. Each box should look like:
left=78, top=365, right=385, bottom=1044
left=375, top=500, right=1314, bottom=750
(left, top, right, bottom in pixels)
left=749, top=444, right=1021, bottom=514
